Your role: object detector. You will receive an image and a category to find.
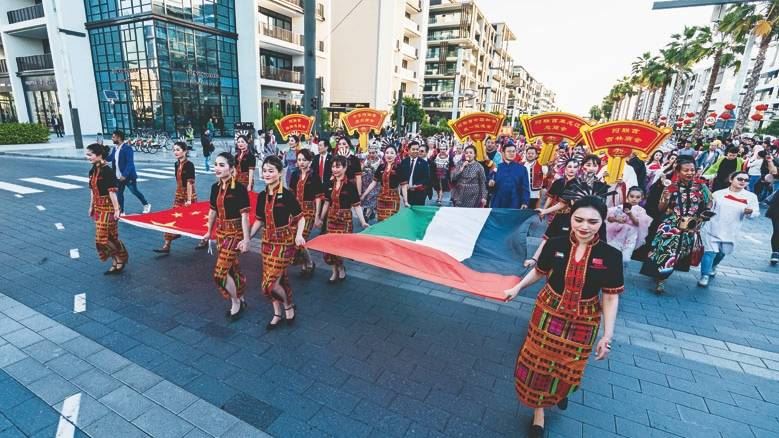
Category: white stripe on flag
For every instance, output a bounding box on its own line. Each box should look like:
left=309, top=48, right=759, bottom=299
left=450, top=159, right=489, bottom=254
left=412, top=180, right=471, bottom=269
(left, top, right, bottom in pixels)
left=134, top=171, right=172, bottom=179
left=417, top=207, right=491, bottom=261
left=56, top=175, right=90, bottom=183
left=20, top=178, right=82, bottom=190
left=0, top=181, right=43, bottom=194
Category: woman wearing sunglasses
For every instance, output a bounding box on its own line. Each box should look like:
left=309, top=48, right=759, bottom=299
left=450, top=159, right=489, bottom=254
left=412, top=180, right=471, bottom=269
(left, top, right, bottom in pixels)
left=697, top=171, right=760, bottom=287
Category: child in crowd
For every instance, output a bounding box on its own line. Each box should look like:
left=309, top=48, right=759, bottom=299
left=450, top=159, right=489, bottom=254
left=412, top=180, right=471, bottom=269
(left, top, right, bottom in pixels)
left=606, top=186, right=652, bottom=265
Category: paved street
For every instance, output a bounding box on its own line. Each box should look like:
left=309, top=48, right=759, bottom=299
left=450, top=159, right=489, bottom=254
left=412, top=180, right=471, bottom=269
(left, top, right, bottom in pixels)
left=0, top=154, right=778, bottom=437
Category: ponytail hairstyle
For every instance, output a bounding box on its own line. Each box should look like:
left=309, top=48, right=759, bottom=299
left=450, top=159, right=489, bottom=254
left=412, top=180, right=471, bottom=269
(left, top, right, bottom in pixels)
left=173, top=141, right=188, bottom=156
left=217, top=152, right=237, bottom=188
left=87, top=142, right=110, bottom=159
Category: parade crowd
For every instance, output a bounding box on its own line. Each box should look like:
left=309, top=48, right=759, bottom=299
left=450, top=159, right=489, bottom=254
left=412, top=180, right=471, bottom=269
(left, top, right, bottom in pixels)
left=83, top=126, right=779, bottom=438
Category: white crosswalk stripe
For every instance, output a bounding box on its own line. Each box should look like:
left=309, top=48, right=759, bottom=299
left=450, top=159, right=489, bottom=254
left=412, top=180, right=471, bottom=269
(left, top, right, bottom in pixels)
left=134, top=171, right=172, bottom=179
left=0, top=181, right=43, bottom=195
left=20, top=177, right=82, bottom=190
left=158, top=167, right=212, bottom=175
left=56, top=174, right=148, bottom=183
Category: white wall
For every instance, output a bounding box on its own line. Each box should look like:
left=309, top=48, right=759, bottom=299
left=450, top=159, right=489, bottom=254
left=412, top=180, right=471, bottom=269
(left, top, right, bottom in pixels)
left=237, top=0, right=262, bottom=129
left=330, top=0, right=380, bottom=106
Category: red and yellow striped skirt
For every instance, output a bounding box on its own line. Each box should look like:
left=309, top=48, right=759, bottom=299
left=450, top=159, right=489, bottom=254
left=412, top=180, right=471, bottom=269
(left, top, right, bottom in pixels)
left=92, top=196, right=128, bottom=263
left=213, top=218, right=246, bottom=300
left=235, top=171, right=250, bottom=188
left=324, top=208, right=352, bottom=265
left=514, top=284, right=601, bottom=408
left=300, top=200, right=316, bottom=240
left=164, top=187, right=196, bottom=243
left=376, top=190, right=400, bottom=222
left=261, top=225, right=296, bottom=302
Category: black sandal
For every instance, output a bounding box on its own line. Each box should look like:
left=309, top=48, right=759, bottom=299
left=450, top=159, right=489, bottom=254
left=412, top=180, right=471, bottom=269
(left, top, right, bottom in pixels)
left=225, top=301, right=246, bottom=323
left=104, top=264, right=118, bottom=275
left=557, top=397, right=568, bottom=410
left=266, top=314, right=283, bottom=330
left=285, top=305, right=296, bottom=325
left=153, top=245, right=171, bottom=254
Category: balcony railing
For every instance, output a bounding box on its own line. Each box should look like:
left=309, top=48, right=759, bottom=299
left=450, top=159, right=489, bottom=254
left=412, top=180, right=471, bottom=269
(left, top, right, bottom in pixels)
left=0, top=60, right=7, bottom=74
left=16, top=53, right=53, bottom=72
left=261, top=65, right=302, bottom=84
left=7, top=4, right=44, bottom=25
left=273, top=0, right=303, bottom=9
left=261, top=23, right=303, bottom=46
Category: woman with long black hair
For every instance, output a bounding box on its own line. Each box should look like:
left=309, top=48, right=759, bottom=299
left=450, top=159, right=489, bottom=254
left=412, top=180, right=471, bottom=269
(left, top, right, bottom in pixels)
left=86, top=143, right=128, bottom=274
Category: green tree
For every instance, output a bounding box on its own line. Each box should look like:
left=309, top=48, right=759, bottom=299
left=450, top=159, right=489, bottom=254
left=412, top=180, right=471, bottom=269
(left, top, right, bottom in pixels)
left=265, top=106, right=284, bottom=132
left=720, top=1, right=779, bottom=135
left=757, top=119, right=779, bottom=136
left=391, top=96, right=426, bottom=129
left=692, top=25, right=745, bottom=137
left=318, top=108, right=333, bottom=134
left=663, top=26, right=709, bottom=127
left=589, top=105, right=602, bottom=121
left=631, top=52, right=654, bottom=119
left=646, top=54, right=676, bottom=123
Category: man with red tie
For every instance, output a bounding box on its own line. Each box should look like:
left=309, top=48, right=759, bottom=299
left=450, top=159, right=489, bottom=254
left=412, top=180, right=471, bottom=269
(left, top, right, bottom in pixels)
left=312, top=137, right=333, bottom=187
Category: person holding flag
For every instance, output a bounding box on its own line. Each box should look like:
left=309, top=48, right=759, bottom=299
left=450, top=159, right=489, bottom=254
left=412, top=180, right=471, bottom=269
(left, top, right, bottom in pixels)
left=86, top=143, right=128, bottom=274
left=249, top=156, right=306, bottom=330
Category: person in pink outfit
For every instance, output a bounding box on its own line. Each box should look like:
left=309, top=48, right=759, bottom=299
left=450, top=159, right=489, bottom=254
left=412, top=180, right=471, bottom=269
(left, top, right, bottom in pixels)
left=606, top=186, right=652, bottom=264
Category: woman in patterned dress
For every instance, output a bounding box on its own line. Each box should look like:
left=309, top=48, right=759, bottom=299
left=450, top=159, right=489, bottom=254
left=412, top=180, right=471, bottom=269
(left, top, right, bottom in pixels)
left=204, top=152, right=251, bottom=321
left=289, top=149, right=324, bottom=276
left=86, top=143, right=128, bottom=275
left=234, top=135, right=256, bottom=192
left=505, top=196, right=623, bottom=438
left=335, top=136, right=363, bottom=196
left=362, top=145, right=401, bottom=221
left=316, top=156, right=370, bottom=283
left=154, top=141, right=206, bottom=254
left=641, top=156, right=712, bottom=294
left=248, top=155, right=306, bottom=330
left=360, top=144, right=382, bottom=221
left=283, top=135, right=300, bottom=188
left=449, top=145, right=487, bottom=208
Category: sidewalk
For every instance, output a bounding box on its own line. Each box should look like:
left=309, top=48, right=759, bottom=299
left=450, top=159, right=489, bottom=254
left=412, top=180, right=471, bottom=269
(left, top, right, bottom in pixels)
left=0, top=135, right=210, bottom=164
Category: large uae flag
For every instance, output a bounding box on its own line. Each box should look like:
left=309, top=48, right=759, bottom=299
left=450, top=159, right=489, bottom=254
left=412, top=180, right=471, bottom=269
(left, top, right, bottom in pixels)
left=307, top=206, right=536, bottom=301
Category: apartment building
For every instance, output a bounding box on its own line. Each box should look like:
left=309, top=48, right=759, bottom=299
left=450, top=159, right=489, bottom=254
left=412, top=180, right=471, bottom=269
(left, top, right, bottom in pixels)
left=0, top=0, right=100, bottom=134
left=328, top=0, right=428, bottom=120
left=422, top=0, right=516, bottom=123
left=506, top=63, right=558, bottom=126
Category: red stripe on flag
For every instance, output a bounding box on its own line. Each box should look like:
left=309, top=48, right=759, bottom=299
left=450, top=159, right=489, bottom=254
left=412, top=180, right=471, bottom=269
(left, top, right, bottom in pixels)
left=307, top=234, right=519, bottom=301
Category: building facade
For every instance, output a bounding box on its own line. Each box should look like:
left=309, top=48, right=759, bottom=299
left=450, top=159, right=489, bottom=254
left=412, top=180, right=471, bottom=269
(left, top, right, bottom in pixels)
left=421, top=0, right=515, bottom=123
left=328, top=0, right=428, bottom=123
left=0, top=0, right=101, bottom=134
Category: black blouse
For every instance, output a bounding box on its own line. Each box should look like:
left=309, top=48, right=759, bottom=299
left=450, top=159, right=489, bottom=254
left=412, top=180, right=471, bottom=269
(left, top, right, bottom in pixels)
left=325, top=178, right=360, bottom=210
left=255, top=187, right=303, bottom=229
left=174, top=159, right=195, bottom=188
left=289, top=168, right=324, bottom=202
left=236, top=150, right=256, bottom=174
left=374, top=163, right=401, bottom=189
left=209, top=181, right=250, bottom=220
left=89, top=163, right=118, bottom=197
left=344, top=155, right=362, bottom=181
left=536, top=235, right=624, bottom=300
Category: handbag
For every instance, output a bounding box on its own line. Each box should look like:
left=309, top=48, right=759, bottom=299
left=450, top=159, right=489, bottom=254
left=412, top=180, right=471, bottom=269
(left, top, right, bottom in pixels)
left=690, top=233, right=704, bottom=267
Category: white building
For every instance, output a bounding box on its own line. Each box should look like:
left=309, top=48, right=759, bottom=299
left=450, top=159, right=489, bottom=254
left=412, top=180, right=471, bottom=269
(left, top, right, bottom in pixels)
left=0, top=0, right=101, bottom=135
left=329, top=0, right=429, bottom=120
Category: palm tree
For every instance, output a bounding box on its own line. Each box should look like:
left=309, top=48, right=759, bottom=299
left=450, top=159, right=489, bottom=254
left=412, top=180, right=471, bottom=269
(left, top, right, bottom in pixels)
left=615, top=76, right=635, bottom=119
left=664, top=26, right=709, bottom=127
left=649, top=55, right=677, bottom=123
left=692, top=25, right=745, bottom=137
left=631, top=52, right=654, bottom=119
left=720, top=1, right=779, bottom=135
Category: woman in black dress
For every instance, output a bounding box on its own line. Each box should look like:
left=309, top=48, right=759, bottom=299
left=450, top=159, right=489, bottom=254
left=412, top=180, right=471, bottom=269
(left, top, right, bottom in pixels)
left=289, top=149, right=324, bottom=276
left=86, top=143, right=128, bottom=274
left=335, top=136, right=363, bottom=196
left=234, top=135, right=256, bottom=191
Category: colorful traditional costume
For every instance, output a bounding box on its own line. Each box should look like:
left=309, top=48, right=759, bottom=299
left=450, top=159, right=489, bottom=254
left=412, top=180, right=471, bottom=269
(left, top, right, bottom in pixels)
left=235, top=149, right=256, bottom=189
left=323, top=177, right=360, bottom=267
left=209, top=181, right=250, bottom=300
left=374, top=162, right=402, bottom=221
left=515, top=234, right=624, bottom=407
left=450, top=161, right=487, bottom=208
left=255, top=185, right=303, bottom=302
left=89, top=163, right=128, bottom=263
left=163, top=159, right=196, bottom=245
left=290, top=168, right=324, bottom=239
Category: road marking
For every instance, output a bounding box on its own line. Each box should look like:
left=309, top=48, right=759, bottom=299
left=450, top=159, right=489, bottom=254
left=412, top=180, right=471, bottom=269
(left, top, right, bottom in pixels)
left=14, top=194, right=23, bottom=198
left=20, top=177, right=82, bottom=190
left=0, top=181, right=43, bottom=195
left=163, top=166, right=212, bottom=175
left=134, top=171, right=172, bottom=179
left=55, top=223, right=65, bottom=230
left=142, top=168, right=175, bottom=175
left=55, top=393, right=81, bottom=438
left=36, top=205, right=46, bottom=211
left=56, top=175, right=90, bottom=183
left=69, top=249, right=79, bottom=259
left=73, top=293, right=86, bottom=313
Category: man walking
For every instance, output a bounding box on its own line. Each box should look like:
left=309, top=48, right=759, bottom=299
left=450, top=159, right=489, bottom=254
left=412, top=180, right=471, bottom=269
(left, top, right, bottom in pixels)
left=489, top=142, right=529, bottom=209
left=522, top=146, right=547, bottom=209
left=401, top=140, right=430, bottom=206
left=108, top=130, right=151, bottom=215
left=51, top=114, right=63, bottom=138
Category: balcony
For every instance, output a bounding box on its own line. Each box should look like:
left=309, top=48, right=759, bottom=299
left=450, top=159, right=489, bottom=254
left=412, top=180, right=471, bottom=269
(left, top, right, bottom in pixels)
left=406, top=0, right=422, bottom=12
left=261, top=23, right=303, bottom=46
left=7, top=4, right=44, bottom=25
left=429, top=15, right=461, bottom=27
left=0, top=60, right=7, bottom=75
left=261, top=65, right=302, bottom=84
left=271, top=0, right=303, bottom=9
left=404, top=17, right=421, bottom=35
left=401, top=43, right=418, bottom=59
left=317, top=3, right=325, bottom=20
left=16, top=53, right=53, bottom=73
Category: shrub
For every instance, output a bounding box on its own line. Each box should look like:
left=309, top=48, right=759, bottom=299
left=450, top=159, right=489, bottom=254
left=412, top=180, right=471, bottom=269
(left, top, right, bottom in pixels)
left=0, top=122, right=50, bottom=145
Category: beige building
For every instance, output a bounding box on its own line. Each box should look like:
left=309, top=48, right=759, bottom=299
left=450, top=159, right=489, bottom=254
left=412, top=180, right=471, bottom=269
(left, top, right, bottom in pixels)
left=507, top=64, right=558, bottom=125
left=328, top=0, right=428, bottom=120
left=421, top=0, right=516, bottom=122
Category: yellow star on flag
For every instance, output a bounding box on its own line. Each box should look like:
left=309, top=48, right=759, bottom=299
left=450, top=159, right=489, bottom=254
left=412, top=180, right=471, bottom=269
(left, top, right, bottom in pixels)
left=172, top=212, right=183, bottom=218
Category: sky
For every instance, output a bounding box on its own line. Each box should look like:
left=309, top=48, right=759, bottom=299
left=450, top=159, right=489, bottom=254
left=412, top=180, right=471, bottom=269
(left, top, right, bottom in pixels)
left=476, top=0, right=715, bottom=115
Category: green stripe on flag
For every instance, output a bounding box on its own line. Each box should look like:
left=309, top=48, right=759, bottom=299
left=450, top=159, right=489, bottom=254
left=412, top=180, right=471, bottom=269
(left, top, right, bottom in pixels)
left=362, top=206, right=438, bottom=241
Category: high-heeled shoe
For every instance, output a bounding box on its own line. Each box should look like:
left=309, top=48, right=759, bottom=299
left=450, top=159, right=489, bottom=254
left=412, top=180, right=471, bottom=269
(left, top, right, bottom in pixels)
left=266, top=314, right=283, bottom=330
left=285, top=305, right=296, bottom=325
left=225, top=302, right=246, bottom=322
left=337, top=265, right=347, bottom=282
left=303, top=262, right=316, bottom=279
left=556, top=397, right=568, bottom=410
left=327, top=271, right=339, bottom=284
left=529, top=424, right=544, bottom=438
left=153, top=247, right=170, bottom=254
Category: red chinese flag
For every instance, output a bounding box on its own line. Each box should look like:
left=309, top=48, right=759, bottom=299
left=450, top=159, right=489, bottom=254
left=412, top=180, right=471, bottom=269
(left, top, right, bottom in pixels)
left=120, top=192, right=259, bottom=239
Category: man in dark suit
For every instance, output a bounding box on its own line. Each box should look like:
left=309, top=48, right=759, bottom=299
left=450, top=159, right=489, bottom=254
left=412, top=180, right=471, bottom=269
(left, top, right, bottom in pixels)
left=400, top=140, right=430, bottom=206
left=107, top=130, right=150, bottom=215
left=312, top=137, right=333, bottom=187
